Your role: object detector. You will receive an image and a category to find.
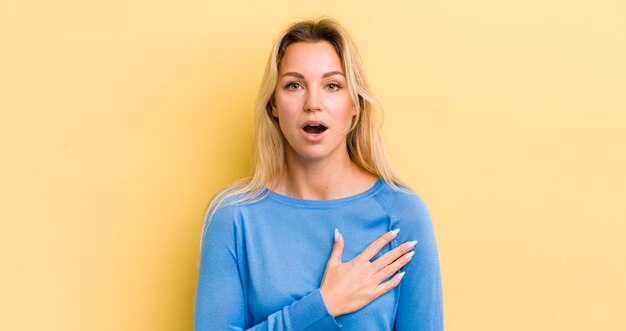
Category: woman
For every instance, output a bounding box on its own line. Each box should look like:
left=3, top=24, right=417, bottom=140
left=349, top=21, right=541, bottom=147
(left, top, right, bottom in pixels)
left=195, top=18, right=443, bottom=330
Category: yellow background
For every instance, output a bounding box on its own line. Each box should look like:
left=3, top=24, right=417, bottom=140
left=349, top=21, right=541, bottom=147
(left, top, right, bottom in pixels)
left=1, top=0, right=625, bottom=330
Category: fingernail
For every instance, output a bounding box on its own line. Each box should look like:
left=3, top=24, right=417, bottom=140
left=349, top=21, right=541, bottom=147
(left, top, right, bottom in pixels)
left=334, top=228, right=340, bottom=242
left=405, top=240, right=418, bottom=248
left=390, top=228, right=400, bottom=237
left=398, top=271, right=406, bottom=279
left=405, top=251, right=415, bottom=260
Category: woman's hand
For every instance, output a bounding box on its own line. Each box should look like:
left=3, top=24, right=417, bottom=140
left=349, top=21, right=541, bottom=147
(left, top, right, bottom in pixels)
left=319, top=228, right=416, bottom=317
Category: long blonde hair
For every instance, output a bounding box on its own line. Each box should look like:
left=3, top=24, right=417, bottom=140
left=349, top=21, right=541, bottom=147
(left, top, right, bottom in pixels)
left=201, top=17, right=405, bottom=243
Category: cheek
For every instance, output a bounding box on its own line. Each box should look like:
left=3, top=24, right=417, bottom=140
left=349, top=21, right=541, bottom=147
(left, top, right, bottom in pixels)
left=275, top=88, right=302, bottom=104
left=274, top=94, right=302, bottom=117
left=273, top=106, right=298, bottom=136
left=335, top=96, right=355, bottom=123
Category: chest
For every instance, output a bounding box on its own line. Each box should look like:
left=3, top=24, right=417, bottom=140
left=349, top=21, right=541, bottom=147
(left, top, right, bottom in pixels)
left=238, top=206, right=399, bottom=329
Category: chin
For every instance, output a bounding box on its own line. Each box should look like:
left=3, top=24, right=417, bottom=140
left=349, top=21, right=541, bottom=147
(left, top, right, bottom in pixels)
left=288, top=143, right=344, bottom=162
left=292, top=149, right=330, bottom=161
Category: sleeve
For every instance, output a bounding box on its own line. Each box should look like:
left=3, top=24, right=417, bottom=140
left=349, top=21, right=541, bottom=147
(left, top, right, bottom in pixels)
left=194, top=206, right=342, bottom=331
left=393, top=195, right=444, bottom=330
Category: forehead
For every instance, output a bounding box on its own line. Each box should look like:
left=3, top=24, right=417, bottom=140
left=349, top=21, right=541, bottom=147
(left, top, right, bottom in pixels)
left=278, top=41, right=343, bottom=74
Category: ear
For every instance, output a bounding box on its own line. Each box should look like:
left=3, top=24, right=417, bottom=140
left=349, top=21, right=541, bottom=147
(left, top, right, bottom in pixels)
left=271, top=103, right=278, bottom=118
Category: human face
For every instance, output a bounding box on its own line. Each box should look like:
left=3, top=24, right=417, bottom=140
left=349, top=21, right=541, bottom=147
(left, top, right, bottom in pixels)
left=272, top=41, right=355, bottom=162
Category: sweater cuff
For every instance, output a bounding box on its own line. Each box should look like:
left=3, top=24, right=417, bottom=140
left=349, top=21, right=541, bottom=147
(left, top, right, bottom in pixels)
left=288, top=288, right=342, bottom=330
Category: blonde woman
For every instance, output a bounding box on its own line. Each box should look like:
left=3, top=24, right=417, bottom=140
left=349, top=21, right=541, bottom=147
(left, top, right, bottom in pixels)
left=194, top=18, right=443, bottom=330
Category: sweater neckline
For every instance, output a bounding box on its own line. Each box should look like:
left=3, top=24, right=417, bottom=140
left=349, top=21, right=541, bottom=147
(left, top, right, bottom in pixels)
left=267, top=177, right=384, bottom=208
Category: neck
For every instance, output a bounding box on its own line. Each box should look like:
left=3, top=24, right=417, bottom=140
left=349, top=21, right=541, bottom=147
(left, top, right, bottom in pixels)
left=274, top=145, right=377, bottom=200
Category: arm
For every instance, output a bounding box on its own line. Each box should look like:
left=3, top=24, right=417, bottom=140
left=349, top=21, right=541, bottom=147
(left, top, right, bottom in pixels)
left=194, top=206, right=342, bottom=331
left=394, top=195, right=444, bottom=330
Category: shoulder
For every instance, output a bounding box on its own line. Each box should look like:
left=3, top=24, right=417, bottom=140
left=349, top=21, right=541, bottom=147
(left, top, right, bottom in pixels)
left=373, top=181, right=436, bottom=240
left=203, top=188, right=272, bottom=235
left=201, top=187, right=248, bottom=237
left=374, top=181, right=431, bottom=219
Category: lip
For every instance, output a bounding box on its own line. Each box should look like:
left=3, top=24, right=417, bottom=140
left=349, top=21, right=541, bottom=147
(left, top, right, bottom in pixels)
left=301, top=120, right=328, bottom=142
left=302, top=128, right=327, bottom=142
left=301, top=120, right=328, bottom=129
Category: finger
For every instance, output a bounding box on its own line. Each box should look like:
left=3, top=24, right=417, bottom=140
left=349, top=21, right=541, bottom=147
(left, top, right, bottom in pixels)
left=374, top=271, right=406, bottom=297
left=353, top=229, right=399, bottom=264
left=328, top=228, right=344, bottom=265
left=373, top=250, right=414, bottom=283
left=370, top=240, right=417, bottom=271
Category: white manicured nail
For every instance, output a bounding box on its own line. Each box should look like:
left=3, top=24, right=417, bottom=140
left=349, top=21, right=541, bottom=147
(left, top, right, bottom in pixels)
left=405, top=240, right=418, bottom=248
left=334, top=228, right=339, bottom=242
left=405, top=251, right=415, bottom=260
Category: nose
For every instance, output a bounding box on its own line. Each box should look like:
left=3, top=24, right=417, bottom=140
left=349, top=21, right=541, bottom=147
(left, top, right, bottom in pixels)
left=304, top=88, right=321, bottom=112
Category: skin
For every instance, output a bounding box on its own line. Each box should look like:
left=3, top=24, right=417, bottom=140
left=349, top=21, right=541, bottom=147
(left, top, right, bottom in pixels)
left=270, top=41, right=415, bottom=317
left=271, top=40, right=375, bottom=199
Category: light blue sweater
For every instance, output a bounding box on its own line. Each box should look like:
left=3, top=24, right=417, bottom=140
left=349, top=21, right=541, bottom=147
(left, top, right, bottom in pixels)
left=194, top=178, right=443, bottom=330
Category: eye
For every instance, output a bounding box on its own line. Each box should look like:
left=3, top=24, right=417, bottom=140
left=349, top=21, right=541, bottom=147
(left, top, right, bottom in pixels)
left=285, top=81, right=303, bottom=91
left=326, top=82, right=344, bottom=92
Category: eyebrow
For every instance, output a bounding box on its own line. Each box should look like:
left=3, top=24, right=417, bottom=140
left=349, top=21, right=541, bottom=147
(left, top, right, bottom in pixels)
left=280, top=71, right=345, bottom=79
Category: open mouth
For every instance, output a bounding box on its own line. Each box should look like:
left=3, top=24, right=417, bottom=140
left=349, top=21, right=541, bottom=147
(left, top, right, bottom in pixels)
left=303, top=124, right=327, bottom=134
